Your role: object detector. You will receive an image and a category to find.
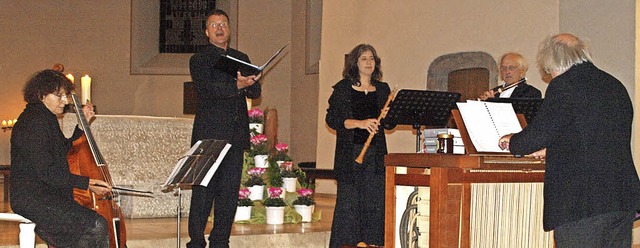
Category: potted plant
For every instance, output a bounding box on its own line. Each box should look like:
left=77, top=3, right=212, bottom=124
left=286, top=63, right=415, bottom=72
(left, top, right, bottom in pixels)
left=234, top=188, right=254, bottom=221
left=271, top=143, right=292, bottom=165
left=292, top=188, right=316, bottom=222
left=248, top=108, right=264, bottom=134
left=243, top=167, right=266, bottom=201
left=279, top=161, right=298, bottom=192
left=249, top=134, right=269, bottom=168
left=263, top=187, right=286, bottom=224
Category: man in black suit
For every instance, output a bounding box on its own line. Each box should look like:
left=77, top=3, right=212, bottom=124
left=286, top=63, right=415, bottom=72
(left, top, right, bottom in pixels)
left=479, top=52, right=542, bottom=100
left=187, top=9, right=261, bottom=248
left=499, top=33, right=640, bottom=247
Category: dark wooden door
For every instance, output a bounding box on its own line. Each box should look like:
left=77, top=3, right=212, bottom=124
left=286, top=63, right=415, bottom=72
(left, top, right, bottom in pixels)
left=447, top=68, right=490, bottom=102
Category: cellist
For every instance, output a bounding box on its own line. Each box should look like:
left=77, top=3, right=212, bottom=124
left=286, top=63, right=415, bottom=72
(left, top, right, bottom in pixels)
left=10, top=69, right=111, bottom=248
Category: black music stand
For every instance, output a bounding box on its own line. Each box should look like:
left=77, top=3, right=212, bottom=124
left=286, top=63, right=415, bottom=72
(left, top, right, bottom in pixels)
left=385, top=89, right=462, bottom=152
left=487, top=98, right=544, bottom=124
left=162, top=139, right=231, bottom=248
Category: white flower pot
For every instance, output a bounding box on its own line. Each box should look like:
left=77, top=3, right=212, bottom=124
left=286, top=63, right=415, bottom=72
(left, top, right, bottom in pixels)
left=254, top=155, right=269, bottom=168
left=294, top=204, right=314, bottom=222
left=234, top=206, right=252, bottom=221
left=248, top=185, right=264, bottom=201
left=283, top=177, right=297, bottom=192
left=265, top=206, right=285, bottom=225
left=249, top=123, right=263, bottom=134
left=276, top=160, right=284, bottom=166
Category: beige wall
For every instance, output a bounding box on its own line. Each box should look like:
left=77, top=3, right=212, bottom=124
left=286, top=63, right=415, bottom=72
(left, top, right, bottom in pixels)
left=315, top=0, right=559, bottom=193
left=0, top=1, right=299, bottom=162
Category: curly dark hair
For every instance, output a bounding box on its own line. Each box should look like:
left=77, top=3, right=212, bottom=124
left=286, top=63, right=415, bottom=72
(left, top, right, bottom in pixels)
left=342, top=44, right=382, bottom=87
left=23, top=69, right=74, bottom=103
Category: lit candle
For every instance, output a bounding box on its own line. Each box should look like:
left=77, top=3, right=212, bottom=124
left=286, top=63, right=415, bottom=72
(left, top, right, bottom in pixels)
left=7, top=120, right=12, bottom=127
left=66, top=74, right=74, bottom=84
left=1, top=120, right=6, bottom=128
left=81, top=75, right=91, bottom=104
left=13, top=119, right=17, bottom=125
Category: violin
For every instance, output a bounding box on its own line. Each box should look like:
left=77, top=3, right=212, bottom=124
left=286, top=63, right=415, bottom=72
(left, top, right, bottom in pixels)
left=66, top=93, right=127, bottom=248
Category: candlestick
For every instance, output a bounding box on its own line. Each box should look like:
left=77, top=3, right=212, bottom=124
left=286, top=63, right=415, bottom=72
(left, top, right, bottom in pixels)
left=81, top=75, right=91, bottom=104
left=66, top=74, right=74, bottom=84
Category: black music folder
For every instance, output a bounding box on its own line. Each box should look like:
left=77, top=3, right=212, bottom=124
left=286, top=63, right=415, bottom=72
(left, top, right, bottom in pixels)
left=214, top=43, right=288, bottom=76
left=162, top=139, right=231, bottom=192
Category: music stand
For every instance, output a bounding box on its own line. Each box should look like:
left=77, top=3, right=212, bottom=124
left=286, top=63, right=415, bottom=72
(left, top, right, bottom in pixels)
left=385, top=89, right=462, bottom=152
left=162, top=139, right=231, bottom=248
left=487, top=98, right=544, bottom=124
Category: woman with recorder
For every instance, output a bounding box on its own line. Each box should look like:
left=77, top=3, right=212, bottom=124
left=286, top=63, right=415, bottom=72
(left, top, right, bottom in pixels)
left=326, top=44, right=394, bottom=248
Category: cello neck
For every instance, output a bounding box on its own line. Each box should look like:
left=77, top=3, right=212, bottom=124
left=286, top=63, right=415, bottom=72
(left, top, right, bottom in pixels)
left=70, top=93, right=106, bottom=166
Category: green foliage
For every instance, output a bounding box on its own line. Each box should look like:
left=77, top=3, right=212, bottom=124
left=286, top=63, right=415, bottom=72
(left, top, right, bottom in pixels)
left=266, top=160, right=283, bottom=187
left=263, top=197, right=286, bottom=207
left=292, top=196, right=315, bottom=206
left=242, top=174, right=265, bottom=187
left=238, top=198, right=255, bottom=207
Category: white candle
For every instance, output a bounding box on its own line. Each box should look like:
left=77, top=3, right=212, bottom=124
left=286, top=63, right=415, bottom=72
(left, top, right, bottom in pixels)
left=66, top=74, right=74, bottom=84
left=81, top=75, right=91, bottom=104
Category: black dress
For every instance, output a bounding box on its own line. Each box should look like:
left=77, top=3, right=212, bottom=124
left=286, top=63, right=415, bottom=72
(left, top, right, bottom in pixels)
left=10, top=103, right=108, bottom=247
left=326, top=79, right=393, bottom=247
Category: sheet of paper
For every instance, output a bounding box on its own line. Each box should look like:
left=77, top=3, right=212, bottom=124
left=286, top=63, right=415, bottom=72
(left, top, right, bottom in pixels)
left=457, top=101, right=522, bottom=153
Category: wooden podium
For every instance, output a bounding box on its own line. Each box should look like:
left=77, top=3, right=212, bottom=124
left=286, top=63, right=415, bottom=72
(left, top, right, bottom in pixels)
left=384, top=110, right=546, bottom=248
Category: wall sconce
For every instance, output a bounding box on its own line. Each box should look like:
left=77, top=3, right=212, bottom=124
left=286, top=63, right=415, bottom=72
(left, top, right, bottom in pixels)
left=1, top=119, right=16, bottom=132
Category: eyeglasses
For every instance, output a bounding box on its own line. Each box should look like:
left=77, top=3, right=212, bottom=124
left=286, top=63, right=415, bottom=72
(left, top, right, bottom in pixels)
left=53, top=93, right=68, bottom=101
left=208, top=22, right=228, bottom=28
left=500, top=65, right=521, bottom=72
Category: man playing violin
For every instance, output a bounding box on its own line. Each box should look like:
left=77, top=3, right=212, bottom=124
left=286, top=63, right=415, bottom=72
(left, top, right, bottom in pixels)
left=478, top=52, right=542, bottom=100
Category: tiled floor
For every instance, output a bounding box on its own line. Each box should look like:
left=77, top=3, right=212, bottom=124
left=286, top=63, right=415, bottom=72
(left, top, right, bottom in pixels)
left=0, top=180, right=335, bottom=247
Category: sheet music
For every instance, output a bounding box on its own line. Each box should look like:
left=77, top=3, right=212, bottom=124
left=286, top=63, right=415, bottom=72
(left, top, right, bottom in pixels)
left=457, top=101, right=522, bottom=153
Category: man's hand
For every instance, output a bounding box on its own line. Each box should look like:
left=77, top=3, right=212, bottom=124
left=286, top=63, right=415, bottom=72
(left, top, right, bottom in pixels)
left=498, top=134, right=513, bottom=150
left=88, top=179, right=111, bottom=195
left=237, top=72, right=262, bottom=89
left=528, top=148, right=546, bottom=159
left=478, top=90, right=495, bottom=100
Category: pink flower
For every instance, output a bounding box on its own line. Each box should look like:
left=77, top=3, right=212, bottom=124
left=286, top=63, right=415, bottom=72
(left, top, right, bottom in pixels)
left=275, top=143, right=289, bottom=152
left=248, top=108, right=264, bottom=118
left=250, top=134, right=268, bottom=145
left=248, top=108, right=264, bottom=123
left=280, top=161, right=293, bottom=170
left=297, top=188, right=314, bottom=197
left=268, top=187, right=283, bottom=198
left=238, top=188, right=251, bottom=199
left=247, top=167, right=266, bottom=177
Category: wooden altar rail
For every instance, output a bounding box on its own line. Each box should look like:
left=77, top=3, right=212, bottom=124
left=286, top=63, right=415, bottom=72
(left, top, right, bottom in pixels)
left=384, top=153, right=545, bottom=248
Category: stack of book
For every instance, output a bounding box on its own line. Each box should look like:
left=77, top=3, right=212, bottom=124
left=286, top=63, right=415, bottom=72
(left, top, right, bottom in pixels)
left=422, top=128, right=465, bottom=154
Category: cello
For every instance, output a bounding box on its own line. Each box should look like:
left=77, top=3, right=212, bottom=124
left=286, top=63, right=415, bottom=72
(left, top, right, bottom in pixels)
left=66, top=93, right=127, bottom=248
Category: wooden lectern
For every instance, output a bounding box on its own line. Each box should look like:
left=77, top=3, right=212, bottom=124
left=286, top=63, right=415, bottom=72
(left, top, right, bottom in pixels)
left=383, top=110, right=546, bottom=248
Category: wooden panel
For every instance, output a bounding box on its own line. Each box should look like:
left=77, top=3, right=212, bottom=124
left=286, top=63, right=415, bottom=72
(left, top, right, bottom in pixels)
left=447, top=68, right=490, bottom=102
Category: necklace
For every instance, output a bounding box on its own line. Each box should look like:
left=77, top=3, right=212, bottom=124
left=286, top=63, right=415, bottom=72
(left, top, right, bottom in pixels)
left=363, top=84, right=371, bottom=95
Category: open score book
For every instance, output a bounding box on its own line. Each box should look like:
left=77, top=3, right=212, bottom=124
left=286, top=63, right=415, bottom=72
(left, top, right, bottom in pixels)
left=456, top=101, right=523, bottom=153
